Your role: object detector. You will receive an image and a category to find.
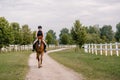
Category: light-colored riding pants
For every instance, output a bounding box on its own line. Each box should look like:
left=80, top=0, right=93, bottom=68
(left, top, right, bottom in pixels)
left=33, top=39, right=47, bottom=45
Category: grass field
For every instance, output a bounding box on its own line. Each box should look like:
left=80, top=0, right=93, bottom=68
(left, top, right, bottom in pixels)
left=49, top=48, right=120, bottom=80
left=0, top=51, right=31, bottom=80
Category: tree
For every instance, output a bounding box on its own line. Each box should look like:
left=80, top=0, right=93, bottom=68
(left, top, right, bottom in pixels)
left=54, top=40, right=59, bottom=46
left=10, top=22, right=22, bottom=44
left=21, top=24, right=32, bottom=45
left=45, top=32, right=53, bottom=47
left=59, top=28, right=69, bottom=37
left=85, top=25, right=102, bottom=43
left=60, top=33, right=70, bottom=44
left=100, top=25, right=114, bottom=42
left=86, top=33, right=103, bottom=43
left=59, top=28, right=71, bottom=44
left=47, top=30, right=56, bottom=44
left=87, top=25, right=100, bottom=34
left=0, top=17, right=12, bottom=51
left=115, top=22, right=120, bottom=42
left=32, top=31, right=36, bottom=41
left=71, top=20, right=87, bottom=48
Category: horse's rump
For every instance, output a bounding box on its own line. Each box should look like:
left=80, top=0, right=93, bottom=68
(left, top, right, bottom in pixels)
left=35, top=39, right=44, bottom=53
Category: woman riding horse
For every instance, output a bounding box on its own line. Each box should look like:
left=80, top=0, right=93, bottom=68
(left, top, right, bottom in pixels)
left=32, top=26, right=47, bottom=52
left=32, top=26, right=47, bottom=68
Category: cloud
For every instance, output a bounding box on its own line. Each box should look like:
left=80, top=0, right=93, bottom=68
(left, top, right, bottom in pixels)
left=0, top=0, right=120, bottom=37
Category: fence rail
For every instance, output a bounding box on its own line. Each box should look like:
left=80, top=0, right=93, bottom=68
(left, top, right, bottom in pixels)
left=84, top=42, right=120, bottom=56
left=0, top=45, right=76, bottom=52
left=1, top=45, right=32, bottom=52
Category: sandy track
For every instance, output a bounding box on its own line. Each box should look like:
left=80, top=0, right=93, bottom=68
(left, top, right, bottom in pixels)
left=26, top=48, right=84, bottom=80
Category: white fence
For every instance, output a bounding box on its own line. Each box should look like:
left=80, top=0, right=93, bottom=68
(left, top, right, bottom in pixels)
left=1, top=45, right=32, bottom=52
left=1, top=45, right=76, bottom=52
left=84, top=42, right=120, bottom=56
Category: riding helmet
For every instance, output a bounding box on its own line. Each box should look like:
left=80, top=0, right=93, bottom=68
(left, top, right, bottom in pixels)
left=38, top=26, right=42, bottom=29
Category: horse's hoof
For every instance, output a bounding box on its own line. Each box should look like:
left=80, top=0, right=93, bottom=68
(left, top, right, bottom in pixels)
left=38, top=65, right=42, bottom=68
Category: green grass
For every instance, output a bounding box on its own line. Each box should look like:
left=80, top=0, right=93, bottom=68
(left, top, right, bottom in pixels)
left=49, top=48, right=120, bottom=80
left=0, top=51, right=31, bottom=80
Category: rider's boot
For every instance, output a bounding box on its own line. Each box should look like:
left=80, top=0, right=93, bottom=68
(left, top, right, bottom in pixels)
left=44, top=43, right=47, bottom=52
left=32, top=43, right=36, bottom=51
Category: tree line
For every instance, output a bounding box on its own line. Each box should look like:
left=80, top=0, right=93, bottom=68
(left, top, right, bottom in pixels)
left=0, top=16, right=120, bottom=50
left=0, top=17, right=33, bottom=51
left=46, top=20, right=120, bottom=48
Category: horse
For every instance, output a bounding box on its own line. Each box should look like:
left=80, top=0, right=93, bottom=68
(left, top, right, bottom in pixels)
left=35, top=37, right=44, bottom=68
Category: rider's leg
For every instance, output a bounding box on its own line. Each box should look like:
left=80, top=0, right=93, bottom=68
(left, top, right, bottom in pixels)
left=42, top=40, right=47, bottom=52
left=44, top=43, right=46, bottom=52
left=32, top=39, right=38, bottom=51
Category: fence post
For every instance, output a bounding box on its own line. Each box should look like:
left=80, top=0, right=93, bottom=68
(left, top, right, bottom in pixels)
left=100, top=43, right=102, bottom=55
left=92, top=43, right=94, bottom=54
left=15, top=45, right=17, bottom=51
left=9, top=45, right=12, bottom=52
left=110, top=43, right=113, bottom=56
left=84, top=44, right=88, bottom=53
left=88, top=44, right=90, bottom=53
left=105, top=43, right=107, bottom=56
left=116, top=42, right=119, bottom=56
left=95, top=44, right=97, bottom=55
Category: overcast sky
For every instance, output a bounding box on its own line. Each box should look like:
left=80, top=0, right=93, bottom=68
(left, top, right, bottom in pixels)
left=0, top=0, right=120, bottom=37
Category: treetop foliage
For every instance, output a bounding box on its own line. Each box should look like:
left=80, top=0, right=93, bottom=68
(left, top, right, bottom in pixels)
left=0, top=16, right=120, bottom=50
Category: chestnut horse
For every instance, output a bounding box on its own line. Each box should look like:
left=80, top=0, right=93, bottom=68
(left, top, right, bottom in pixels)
left=35, top=38, right=44, bottom=68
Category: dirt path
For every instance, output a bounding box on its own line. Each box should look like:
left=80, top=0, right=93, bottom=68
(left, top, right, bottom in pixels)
left=26, top=48, right=84, bottom=80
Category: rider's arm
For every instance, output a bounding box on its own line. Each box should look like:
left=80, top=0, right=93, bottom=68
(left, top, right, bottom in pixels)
left=42, top=31, right=44, bottom=37
left=36, top=31, right=38, bottom=38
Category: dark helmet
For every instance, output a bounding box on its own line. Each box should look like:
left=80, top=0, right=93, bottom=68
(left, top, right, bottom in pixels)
left=38, top=26, right=42, bottom=29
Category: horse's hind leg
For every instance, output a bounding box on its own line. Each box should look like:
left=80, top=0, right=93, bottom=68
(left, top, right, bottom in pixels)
left=38, top=59, right=41, bottom=68
left=38, top=53, right=43, bottom=68
left=41, top=55, right=42, bottom=65
left=37, top=53, right=41, bottom=68
left=36, top=53, right=38, bottom=59
left=41, top=53, right=44, bottom=65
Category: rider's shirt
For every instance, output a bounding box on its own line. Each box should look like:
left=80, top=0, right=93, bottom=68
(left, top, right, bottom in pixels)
left=36, top=30, right=43, bottom=39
